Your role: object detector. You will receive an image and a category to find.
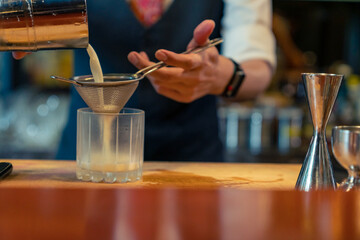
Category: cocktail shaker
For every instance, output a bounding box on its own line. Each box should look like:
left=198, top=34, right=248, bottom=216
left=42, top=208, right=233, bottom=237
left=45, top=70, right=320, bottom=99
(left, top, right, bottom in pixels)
left=0, top=0, right=88, bottom=51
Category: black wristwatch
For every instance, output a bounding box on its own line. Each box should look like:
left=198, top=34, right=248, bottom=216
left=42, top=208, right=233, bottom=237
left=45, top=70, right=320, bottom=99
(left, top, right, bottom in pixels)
left=222, top=59, right=246, bottom=98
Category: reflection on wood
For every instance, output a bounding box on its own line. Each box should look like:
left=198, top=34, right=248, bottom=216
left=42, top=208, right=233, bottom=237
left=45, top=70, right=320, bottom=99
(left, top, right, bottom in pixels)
left=0, top=188, right=359, bottom=239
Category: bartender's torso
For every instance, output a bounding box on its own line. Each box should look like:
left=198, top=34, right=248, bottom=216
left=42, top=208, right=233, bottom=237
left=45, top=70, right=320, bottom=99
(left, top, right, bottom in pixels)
left=57, top=0, right=224, bottom=161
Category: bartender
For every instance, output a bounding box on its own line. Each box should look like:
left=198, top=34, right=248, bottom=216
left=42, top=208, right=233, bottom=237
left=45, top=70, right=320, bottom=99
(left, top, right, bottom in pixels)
left=14, top=0, right=276, bottom=162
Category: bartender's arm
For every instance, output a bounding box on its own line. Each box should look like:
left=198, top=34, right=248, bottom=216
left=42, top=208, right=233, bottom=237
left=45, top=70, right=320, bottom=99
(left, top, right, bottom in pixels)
left=128, top=0, right=275, bottom=103
left=128, top=21, right=273, bottom=102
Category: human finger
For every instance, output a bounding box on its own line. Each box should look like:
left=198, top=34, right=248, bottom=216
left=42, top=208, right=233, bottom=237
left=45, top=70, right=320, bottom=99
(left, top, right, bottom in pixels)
left=139, top=51, right=150, bottom=61
left=128, top=51, right=154, bottom=69
left=151, top=75, right=210, bottom=103
left=12, top=52, right=30, bottom=60
left=151, top=78, right=193, bottom=93
left=187, top=19, right=215, bottom=50
left=129, top=51, right=185, bottom=82
left=155, top=49, right=203, bottom=70
left=155, top=85, right=197, bottom=103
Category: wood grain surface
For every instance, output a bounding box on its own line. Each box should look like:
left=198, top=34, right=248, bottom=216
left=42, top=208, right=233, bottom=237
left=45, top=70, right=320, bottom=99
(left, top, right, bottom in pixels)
left=0, top=187, right=359, bottom=240
left=1, top=160, right=358, bottom=240
left=0, top=160, right=301, bottom=189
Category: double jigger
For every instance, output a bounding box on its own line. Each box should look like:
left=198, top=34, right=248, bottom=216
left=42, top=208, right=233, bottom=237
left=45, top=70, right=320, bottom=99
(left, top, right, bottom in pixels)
left=296, top=73, right=343, bottom=191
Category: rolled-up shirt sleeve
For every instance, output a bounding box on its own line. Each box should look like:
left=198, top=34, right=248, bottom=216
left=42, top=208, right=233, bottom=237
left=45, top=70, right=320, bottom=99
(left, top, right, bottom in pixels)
left=221, top=0, right=276, bottom=69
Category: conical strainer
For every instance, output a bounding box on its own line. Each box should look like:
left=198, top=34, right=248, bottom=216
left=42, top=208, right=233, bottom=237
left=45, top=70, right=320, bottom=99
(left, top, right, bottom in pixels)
left=51, top=38, right=224, bottom=113
left=72, top=74, right=139, bottom=113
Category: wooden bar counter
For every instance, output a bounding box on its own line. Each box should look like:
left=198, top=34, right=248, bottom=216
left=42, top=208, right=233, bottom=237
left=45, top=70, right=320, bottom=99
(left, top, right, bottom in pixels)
left=0, top=160, right=359, bottom=240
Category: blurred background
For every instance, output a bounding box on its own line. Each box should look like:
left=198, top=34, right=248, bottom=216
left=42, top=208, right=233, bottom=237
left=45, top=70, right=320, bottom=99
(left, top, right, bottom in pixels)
left=0, top=0, right=359, bottom=162
left=220, top=0, right=360, bottom=167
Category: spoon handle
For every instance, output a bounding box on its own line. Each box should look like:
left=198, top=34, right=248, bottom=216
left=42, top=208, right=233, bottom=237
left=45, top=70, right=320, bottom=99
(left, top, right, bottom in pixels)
left=135, top=38, right=223, bottom=78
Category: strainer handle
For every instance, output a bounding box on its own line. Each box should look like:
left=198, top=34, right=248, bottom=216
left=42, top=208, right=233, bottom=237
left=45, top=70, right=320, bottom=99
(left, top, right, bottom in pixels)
left=50, top=75, right=82, bottom=86
left=182, top=38, right=223, bottom=54
left=135, top=61, right=167, bottom=78
left=135, top=38, right=223, bottom=78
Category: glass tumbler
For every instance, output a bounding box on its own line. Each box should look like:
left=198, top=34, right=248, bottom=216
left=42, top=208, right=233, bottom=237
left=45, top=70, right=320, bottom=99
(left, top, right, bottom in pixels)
left=332, top=126, right=360, bottom=191
left=76, top=108, right=144, bottom=183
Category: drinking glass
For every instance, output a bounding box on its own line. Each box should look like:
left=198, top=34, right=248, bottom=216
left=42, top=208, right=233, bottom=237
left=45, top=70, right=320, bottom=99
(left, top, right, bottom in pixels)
left=76, top=108, right=144, bottom=183
left=332, top=126, right=360, bottom=191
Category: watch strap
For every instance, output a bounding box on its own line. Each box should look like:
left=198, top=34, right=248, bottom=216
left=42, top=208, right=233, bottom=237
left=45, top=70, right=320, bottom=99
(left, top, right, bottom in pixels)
left=222, top=59, right=245, bottom=98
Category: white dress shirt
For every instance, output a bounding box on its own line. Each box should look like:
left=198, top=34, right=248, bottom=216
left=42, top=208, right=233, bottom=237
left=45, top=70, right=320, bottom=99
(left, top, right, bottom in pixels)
left=222, top=0, right=276, bottom=69
left=127, top=0, right=276, bottom=69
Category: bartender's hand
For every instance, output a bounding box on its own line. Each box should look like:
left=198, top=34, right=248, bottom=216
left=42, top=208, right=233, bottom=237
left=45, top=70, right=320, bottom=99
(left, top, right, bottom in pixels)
left=128, top=19, right=233, bottom=103
left=12, top=52, right=30, bottom=60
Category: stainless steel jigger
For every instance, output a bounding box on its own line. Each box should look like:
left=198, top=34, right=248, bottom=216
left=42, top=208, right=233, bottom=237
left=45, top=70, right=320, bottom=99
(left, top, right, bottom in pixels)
left=295, top=73, right=343, bottom=191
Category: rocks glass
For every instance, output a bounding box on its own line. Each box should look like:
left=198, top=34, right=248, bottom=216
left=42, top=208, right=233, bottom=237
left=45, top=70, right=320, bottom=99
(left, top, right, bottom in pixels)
left=76, top=108, right=144, bottom=183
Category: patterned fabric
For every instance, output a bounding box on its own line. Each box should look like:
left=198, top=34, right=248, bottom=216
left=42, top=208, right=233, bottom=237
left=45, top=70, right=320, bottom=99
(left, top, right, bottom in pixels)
left=130, top=0, right=164, bottom=27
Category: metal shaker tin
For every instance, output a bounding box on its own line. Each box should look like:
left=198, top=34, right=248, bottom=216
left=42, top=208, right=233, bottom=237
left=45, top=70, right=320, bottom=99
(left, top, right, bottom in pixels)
left=0, top=0, right=88, bottom=51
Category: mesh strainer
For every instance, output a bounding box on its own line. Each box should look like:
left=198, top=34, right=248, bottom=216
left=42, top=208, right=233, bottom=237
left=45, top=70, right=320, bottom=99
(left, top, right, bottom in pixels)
left=51, top=38, right=223, bottom=113
left=72, top=74, right=139, bottom=113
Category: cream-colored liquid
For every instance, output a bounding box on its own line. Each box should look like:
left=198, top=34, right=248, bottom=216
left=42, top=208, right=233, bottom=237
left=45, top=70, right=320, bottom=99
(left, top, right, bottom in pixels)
left=86, top=44, right=115, bottom=167
left=87, top=44, right=104, bottom=83
left=87, top=44, right=104, bottom=107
